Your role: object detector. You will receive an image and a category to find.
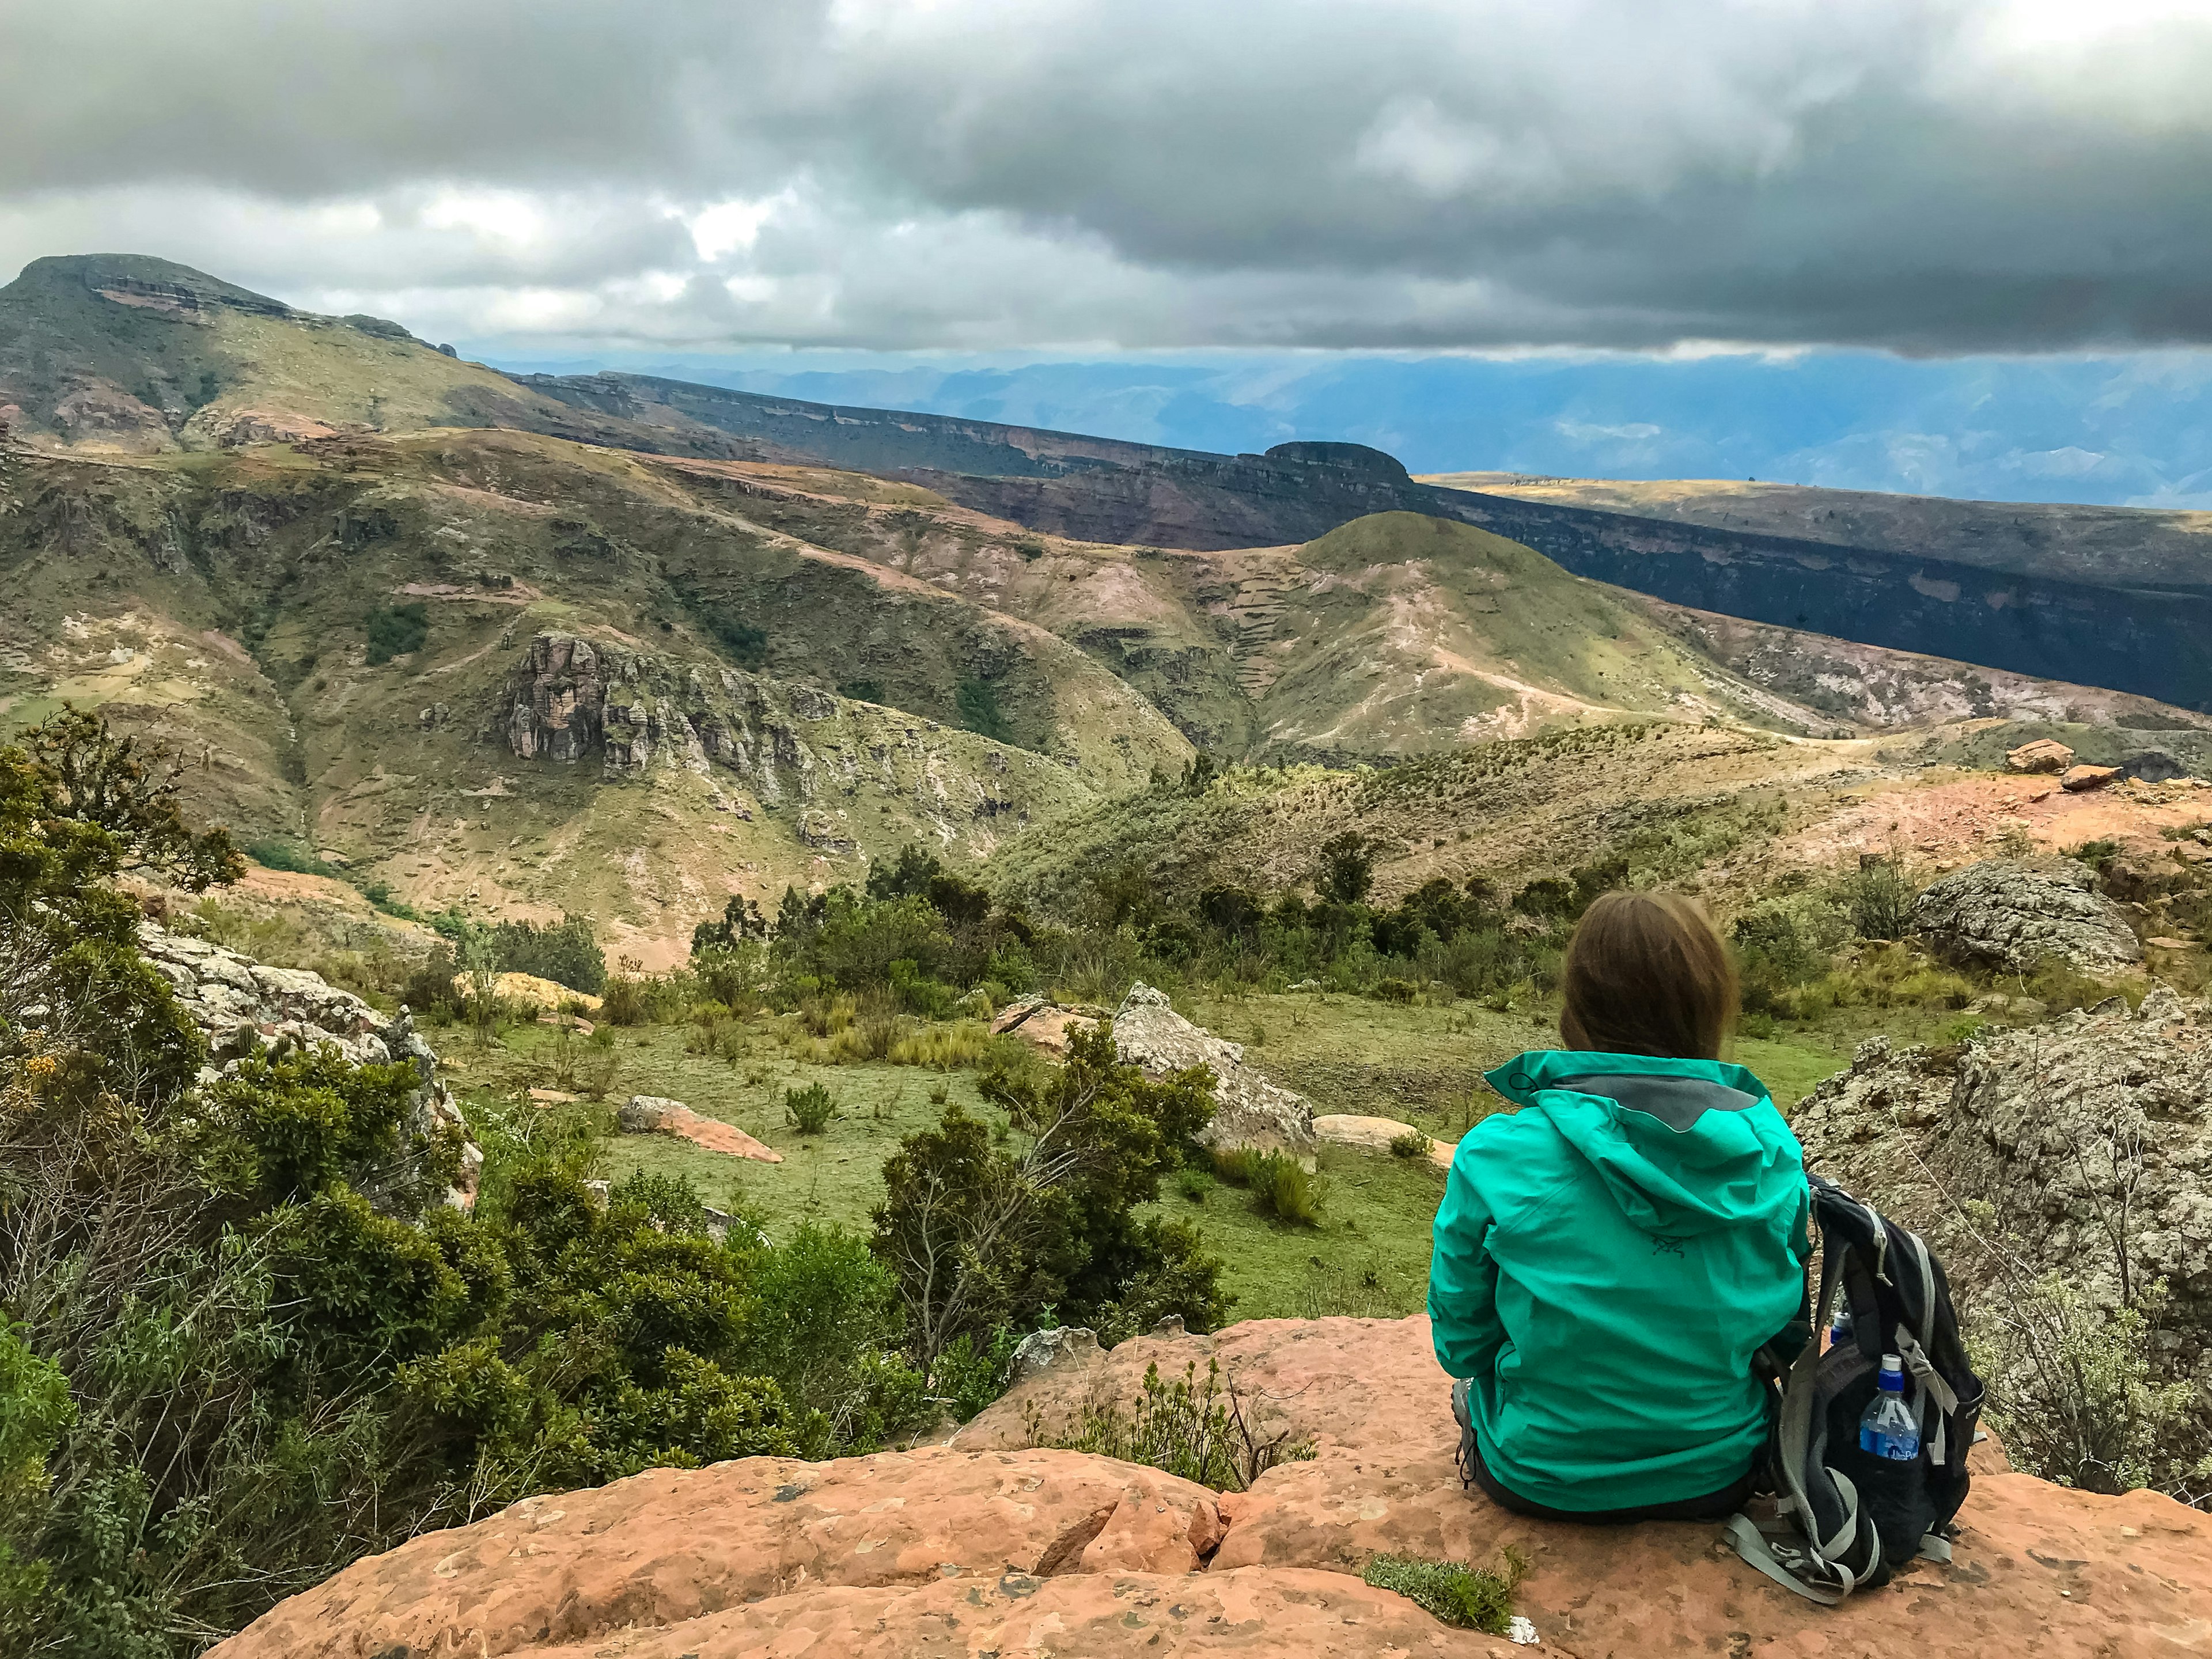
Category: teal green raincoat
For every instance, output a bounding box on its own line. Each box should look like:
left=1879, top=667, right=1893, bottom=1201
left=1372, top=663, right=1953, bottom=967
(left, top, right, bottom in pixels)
left=1429, top=1050, right=1809, bottom=1512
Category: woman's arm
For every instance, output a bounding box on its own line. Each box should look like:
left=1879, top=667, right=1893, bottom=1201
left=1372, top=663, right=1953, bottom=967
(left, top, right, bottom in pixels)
left=1427, top=1157, right=1506, bottom=1381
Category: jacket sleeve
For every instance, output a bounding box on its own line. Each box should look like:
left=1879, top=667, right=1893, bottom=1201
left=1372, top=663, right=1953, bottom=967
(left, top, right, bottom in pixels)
left=1427, top=1155, right=1506, bottom=1381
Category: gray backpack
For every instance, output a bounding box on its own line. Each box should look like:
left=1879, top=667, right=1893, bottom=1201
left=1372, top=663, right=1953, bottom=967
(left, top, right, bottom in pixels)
left=1727, top=1175, right=1985, bottom=1603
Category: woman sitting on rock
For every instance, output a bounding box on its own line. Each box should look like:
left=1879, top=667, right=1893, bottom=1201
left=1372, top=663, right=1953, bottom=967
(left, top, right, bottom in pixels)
left=1429, top=891, right=1809, bottom=1521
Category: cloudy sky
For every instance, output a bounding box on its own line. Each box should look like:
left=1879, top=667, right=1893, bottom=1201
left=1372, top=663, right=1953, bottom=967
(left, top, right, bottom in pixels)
left=6, top=0, right=2211, bottom=498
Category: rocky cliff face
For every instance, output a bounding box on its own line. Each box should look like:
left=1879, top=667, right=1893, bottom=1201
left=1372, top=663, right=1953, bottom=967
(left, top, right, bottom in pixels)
left=502, top=630, right=1068, bottom=831
left=211, top=1316, right=2210, bottom=1658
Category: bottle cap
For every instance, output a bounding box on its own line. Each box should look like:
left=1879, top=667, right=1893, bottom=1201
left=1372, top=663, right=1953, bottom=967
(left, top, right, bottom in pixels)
left=1881, top=1353, right=1900, bottom=1370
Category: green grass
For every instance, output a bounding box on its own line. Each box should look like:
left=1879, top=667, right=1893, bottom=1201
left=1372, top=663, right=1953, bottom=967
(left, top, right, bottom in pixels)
left=451, top=990, right=1859, bottom=1326
left=1363, top=1550, right=1525, bottom=1634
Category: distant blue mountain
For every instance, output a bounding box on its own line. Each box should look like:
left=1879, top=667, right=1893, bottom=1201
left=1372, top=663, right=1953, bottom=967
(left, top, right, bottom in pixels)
left=480, top=348, right=2212, bottom=510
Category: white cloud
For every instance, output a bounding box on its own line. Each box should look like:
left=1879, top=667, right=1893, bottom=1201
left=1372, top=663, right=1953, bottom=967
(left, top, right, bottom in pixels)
left=1556, top=420, right=1664, bottom=442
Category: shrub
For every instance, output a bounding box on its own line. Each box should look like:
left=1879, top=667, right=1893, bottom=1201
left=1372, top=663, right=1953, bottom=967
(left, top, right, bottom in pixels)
left=363, top=602, right=430, bottom=665
left=245, top=837, right=334, bottom=876
left=931, top=1326, right=1020, bottom=1423
left=1214, top=1149, right=1327, bottom=1226
left=1839, top=853, right=1917, bottom=941
left=1372, top=976, right=1419, bottom=1004
left=1312, top=832, right=1373, bottom=904
left=786, top=1082, right=836, bottom=1135
left=1029, top=1358, right=1313, bottom=1493
left=489, top=913, right=605, bottom=995
left=1969, top=1273, right=2205, bottom=1498
left=874, top=1025, right=1225, bottom=1377
left=399, top=942, right=463, bottom=1021
left=1388, top=1128, right=1434, bottom=1160
left=1362, top=1550, right=1526, bottom=1634
left=600, top=965, right=652, bottom=1026
left=1175, top=1165, right=1215, bottom=1203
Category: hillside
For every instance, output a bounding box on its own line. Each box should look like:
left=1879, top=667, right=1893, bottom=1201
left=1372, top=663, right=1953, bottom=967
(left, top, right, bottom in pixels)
left=0, top=254, right=772, bottom=461
left=0, top=429, right=1190, bottom=960
left=1425, top=471, right=2212, bottom=589
left=8, top=255, right=2212, bottom=710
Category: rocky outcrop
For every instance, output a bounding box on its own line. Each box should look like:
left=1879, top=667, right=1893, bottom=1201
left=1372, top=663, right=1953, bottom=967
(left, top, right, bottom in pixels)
left=215, top=1316, right=2212, bottom=1659
left=138, top=920, right=480, bottom=1209
left=617, top=1093, right=782, bottom=1162
left=1112, top=984, right=1316, bottom=1158
left=2006, top=737, right=2074, bottom=772
left=2062, top=762, right=2123, bottom=791
left=1910, top=858, right=2142, bottom=972
left=1793, top=987, right=2212, bottom=1380
left=499, top=632, right=1040, bottom=830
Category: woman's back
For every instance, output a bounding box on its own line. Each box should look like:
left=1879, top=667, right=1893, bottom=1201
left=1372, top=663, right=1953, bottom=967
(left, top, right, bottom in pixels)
left=1431, top=1050, right=1806, bottom=1512
left=1427, top=891, right=1809, bottom=1517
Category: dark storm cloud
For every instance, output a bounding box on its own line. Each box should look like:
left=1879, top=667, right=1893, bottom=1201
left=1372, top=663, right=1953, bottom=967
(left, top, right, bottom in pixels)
left=3, top=0, right=2209, bottom=351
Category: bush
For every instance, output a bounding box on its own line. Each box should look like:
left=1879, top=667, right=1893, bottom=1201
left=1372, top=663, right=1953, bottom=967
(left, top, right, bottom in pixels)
left=786, top=1082, right=836, bottom=1135
left=1839, top=854, right=1917, bottom=941
left=244, top=837, right=333, bottom=876
left=1175, top=1165, right=1215, bottom=1203
left=1388, top=1128, right=1434, bottom=1160
left=874, top=1024, right=1225, bottom=1377
left=489, top=914, right=605, bottom=995
left=1969, top=1272, right=2206, bottom=1498
left=1029, top=1358, right=1313, bottom=1493
left=0, top=712, right=944, bottom=1654
left=1214, top=1148, right=1328, bottom=1226
left=363, top=602, right=430, bottom=665
left=600, top=967, right=652, bottom=1026
left=1362, top=1550, right=1526, bottom=1634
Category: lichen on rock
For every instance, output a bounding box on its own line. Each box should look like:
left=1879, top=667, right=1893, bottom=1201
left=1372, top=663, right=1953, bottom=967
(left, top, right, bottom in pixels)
left=1910, top=858, right=2142, bottom=973
left=1111, top=982, right=1316, bottom=1158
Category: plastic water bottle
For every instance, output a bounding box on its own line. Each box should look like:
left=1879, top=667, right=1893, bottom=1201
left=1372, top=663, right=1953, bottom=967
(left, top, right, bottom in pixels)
left=1858, top=1354, right=1921, bottom=1461
left=1828, top=1305, right=1853, bottom=1353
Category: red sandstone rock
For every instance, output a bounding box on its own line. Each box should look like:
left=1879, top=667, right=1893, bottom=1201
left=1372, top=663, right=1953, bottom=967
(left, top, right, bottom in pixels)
left=212, top=1317, right=2212, bottom=1659
left=2062, top=763, right=2123, bottom=791
left=617, top=1094, right=782, bottom=1162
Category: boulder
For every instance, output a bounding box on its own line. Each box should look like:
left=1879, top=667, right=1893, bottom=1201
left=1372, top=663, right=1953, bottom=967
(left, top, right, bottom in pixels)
left=1009, top=1324, right=1104, bottom=1387
left=220, top=1316, right=2212, bottom=1658
left=1910, top=858, right=2142, bottom=972
left=1112, top=983, right=1316, bottom=1157
left=2005, top=737, right=2074, bottom=774
left=1793, top=986, right=2212, bottom=1397
left=619, top=1094, right=782, bottom=1162
left=2061, top=763, right=2123, bottom=791
left=1313, top=1113, right=1456, bottom=1168
left=138, top=919, right=480, bottom=1209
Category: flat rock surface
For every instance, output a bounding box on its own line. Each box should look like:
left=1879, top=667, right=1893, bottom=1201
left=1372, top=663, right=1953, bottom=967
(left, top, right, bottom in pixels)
left=1313, top=1112, right=1456, bottom=1166
left=215, top=1318, right=2212, bottom=1658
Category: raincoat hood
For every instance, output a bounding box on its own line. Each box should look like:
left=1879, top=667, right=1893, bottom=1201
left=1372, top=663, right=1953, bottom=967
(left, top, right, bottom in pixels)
left=1483, top=1050, right=1803, bottom=1238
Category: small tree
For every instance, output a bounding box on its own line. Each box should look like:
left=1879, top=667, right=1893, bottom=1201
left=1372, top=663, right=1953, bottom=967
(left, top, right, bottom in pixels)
left=1313, top=833, right=1373, bottom=906
left=872, top=1023, right=1226, bottom=1379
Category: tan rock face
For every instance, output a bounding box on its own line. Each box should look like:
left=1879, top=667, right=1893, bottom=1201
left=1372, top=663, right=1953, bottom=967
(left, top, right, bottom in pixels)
left=215, top=1317, right=2212, bottom=1659
left=2006, top=737, right=2075, bottom=773
left=2062, top=762, right=2123, bottom=791
left=1312, top=1112, right=1455, bottom=1168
